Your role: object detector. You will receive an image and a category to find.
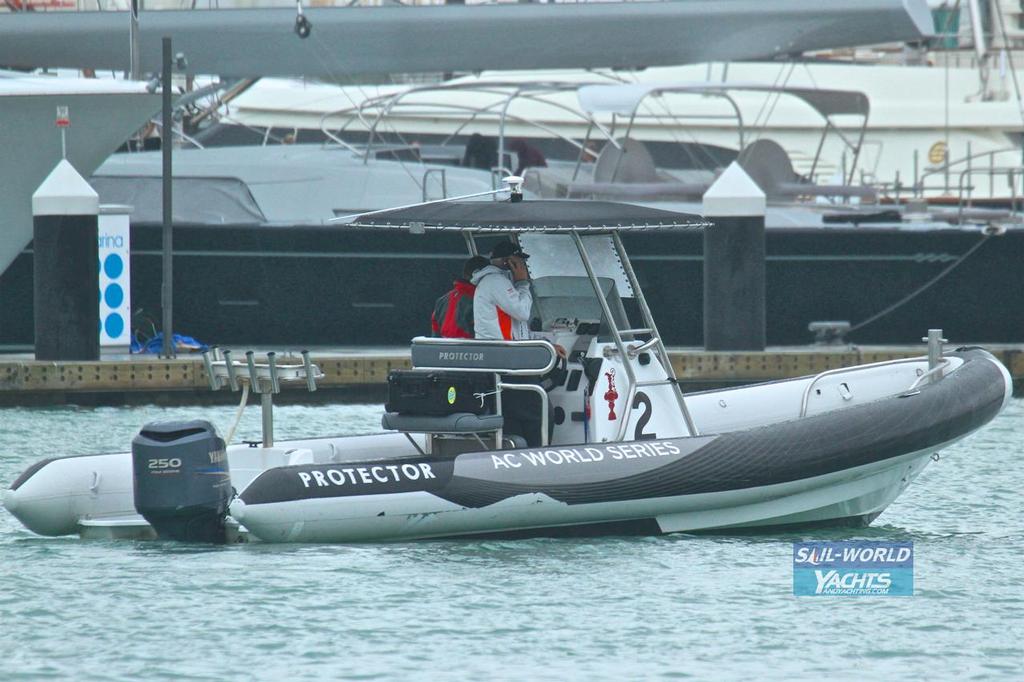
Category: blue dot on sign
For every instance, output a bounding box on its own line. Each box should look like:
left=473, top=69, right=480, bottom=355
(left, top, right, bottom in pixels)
left=104, top=313, right=124, bottom=339
left=104, top=283, right=124, bottom=308
left=104, top=253, right=124, bottom=279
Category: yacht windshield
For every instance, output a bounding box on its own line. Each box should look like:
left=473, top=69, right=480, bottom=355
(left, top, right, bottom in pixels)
left=531, top=276, right=630, bottom=336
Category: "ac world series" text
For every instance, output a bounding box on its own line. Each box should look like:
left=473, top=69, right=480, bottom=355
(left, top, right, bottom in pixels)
left=491, top=441, right=681, bottom=469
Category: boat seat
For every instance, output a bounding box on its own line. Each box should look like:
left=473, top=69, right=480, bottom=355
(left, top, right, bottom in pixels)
left=410, top=337, right=556, bottom=375
left=381, top=412, right=504, bottom=434
left=593, top=137, right=660, bottom=184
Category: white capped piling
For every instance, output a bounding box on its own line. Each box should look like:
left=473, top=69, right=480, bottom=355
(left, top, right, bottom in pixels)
left=31, top=159, right=100, bottom=361
left=701, top=162, right=767, bottom=351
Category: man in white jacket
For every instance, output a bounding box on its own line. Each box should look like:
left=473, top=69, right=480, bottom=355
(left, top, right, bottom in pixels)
left=470, top=240, right=548, bottom=446
left=470, top=240, right=533, bottom=340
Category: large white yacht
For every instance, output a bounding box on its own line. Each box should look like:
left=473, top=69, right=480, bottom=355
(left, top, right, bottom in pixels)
left=218, top=54, right=1022, bottom=205
left=0, top=71, right=159, bottom=275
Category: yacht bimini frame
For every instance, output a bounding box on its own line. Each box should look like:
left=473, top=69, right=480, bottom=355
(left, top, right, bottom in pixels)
left=575, top=82, right=870, bottom=188
left=338, top=81, right=615, bottom=185
left=317, top=79, right=872, bottom=198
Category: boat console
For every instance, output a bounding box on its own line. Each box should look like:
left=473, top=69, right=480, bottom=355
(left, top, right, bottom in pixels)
left=368, top=210, right=706, bottom=451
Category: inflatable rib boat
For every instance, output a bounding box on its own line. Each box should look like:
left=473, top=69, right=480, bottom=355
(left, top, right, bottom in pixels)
left=3, top=198, right=1013, bottom=543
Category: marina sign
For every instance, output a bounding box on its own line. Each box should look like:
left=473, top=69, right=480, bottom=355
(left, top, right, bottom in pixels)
left=98, top=212, right=131, bottom=349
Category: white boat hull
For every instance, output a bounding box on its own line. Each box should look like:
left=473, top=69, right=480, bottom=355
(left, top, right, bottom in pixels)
left=3, top=348, right=1011, bottom=543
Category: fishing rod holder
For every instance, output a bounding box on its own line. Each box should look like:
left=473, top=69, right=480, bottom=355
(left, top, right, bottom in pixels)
left=202, top=348, right=324, bottom=448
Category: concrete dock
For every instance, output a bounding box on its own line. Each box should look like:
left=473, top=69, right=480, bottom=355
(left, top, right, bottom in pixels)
left=0, top=345, right=1020, bottom=406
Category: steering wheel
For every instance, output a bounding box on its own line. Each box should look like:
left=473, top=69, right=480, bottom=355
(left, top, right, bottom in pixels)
left=542, top=353, right=569, bottom=392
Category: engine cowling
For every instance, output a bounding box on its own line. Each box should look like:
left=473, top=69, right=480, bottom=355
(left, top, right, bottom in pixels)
left=131, top=420, right=231, bottom=543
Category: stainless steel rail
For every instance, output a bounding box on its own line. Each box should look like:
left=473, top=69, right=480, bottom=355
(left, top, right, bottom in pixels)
left=497, top=380, right=550, bottom=447
left=798, top=356, right=929, bottom=418
left=613, top=231, right=698, bottom=436
left=573, top=231, right=636, bottom=443
left=907, top=359, right=951, bottom=391
left=627, top=338, right=660, bottom=357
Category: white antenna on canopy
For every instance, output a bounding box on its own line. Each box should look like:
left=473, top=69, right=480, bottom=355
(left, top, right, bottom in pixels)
left=506, top=175, right=524, bottom=202
left=329, top=176, right=523, bottom=224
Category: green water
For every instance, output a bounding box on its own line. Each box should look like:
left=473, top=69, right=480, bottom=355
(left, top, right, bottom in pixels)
left=1, top=401, right=1021, bottom=680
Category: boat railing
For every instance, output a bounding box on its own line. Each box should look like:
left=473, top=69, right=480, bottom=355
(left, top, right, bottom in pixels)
left=906, top=359, right=952, bottom=391
left=799, top=329, right=949, bottom=417
left=798, top=357, right=926, bottom=418
left=319, top=123, right=362, bottom=155
left=954, top=166, right=1023, bottom=217
left=892, top=165, right=1024, bottom=213
left=912, top=146, right=1023, bottom=197
left=495, top=381, right=549, bottom=448
left=618, top=327, right=654, bottom=337
left=627, top=338, right=661, bottom=357
left=422, top=168, right=448, bottom=201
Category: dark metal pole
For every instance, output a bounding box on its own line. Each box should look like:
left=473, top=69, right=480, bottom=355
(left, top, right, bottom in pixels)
left=129, top=0, right=140, bottom=80
left=161, top=36, right=174, bottom=358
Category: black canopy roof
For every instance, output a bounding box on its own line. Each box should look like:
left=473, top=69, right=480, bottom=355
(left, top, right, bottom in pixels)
left=348, top=200, right=709, bottom=232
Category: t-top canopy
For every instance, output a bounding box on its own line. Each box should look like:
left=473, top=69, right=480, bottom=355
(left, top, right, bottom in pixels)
left=349, top=199, right=710, bottom=233
left=577, top=82, right=870, bottom=119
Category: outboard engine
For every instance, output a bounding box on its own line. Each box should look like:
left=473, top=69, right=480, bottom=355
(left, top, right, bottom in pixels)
left=131, top=420, right=231, bottom=543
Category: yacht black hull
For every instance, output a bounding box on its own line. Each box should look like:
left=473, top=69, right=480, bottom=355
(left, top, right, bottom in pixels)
left=0, top=223, right=1020, bottom=348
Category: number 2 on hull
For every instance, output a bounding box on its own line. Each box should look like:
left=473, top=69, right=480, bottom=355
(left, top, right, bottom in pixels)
left=632, top=391, right=657, bottom=441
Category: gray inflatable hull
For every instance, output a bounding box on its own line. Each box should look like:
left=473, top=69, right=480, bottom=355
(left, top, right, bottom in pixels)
left=231, top=349, right=1010, bottom=542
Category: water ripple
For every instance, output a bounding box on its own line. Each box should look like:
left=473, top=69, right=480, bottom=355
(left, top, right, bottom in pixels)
left=0, top=400, right=1021, bottom=680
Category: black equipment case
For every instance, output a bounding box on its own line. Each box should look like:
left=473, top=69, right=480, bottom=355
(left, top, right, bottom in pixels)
left=386, top=370, right=495, bottom=416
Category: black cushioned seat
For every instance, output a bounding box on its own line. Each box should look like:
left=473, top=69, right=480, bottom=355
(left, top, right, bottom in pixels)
left=381, top=412, right=504, bottom=434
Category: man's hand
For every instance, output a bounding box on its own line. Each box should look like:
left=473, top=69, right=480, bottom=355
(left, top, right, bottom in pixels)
left=508, top=255, right=529, bottom=282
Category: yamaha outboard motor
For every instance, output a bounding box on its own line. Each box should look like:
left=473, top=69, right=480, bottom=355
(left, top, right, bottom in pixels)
left=132, top=420, right=231, bottom=543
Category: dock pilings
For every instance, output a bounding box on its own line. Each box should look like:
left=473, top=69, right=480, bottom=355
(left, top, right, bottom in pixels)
left=31, top=159, right=100, bottom=362
left=701, top=162, right=767, bottom=352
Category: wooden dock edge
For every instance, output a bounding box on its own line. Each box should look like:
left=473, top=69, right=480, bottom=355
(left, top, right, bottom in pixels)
left=0, top=347, right=1020, bottom=406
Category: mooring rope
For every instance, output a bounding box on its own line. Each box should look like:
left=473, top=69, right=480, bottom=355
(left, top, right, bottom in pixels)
left=849, top=231, right=993, bottom=334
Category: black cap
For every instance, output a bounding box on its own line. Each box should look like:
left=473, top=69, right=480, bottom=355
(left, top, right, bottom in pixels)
left=490, top=240, right=530, bottom=260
